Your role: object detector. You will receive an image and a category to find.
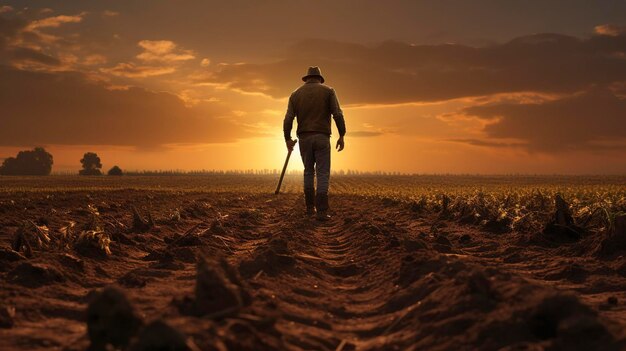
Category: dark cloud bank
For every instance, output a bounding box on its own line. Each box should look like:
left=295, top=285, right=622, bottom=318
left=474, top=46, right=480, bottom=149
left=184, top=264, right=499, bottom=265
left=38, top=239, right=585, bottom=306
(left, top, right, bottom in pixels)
left=209, top=33, right=626, bottom=152
left=210, top=34, right=626, bottom=103
left=464, top=88, right=626, bottom=152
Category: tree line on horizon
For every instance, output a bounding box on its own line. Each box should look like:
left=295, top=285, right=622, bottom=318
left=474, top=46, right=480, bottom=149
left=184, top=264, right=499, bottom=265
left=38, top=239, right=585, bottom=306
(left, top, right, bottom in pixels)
left=0, top=147, right=415, bottom=176
left=0, top=147, right=122, bottom=176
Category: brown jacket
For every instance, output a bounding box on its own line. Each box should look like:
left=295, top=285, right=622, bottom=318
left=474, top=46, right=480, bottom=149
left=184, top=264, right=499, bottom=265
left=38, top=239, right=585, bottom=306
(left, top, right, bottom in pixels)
left=283, top=82, right=346, bottom=140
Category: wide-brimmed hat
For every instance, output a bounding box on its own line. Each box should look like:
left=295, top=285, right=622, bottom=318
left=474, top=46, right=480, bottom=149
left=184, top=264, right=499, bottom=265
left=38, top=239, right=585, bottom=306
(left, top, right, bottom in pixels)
left=302, top=66, right=324, bottom=83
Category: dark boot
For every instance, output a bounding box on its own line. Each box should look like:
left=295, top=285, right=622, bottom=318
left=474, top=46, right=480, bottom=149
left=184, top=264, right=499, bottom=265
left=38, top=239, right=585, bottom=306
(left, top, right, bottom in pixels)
left=315, top=193, right=331, bottom=221
left=304, top=189, right=316, bottom=216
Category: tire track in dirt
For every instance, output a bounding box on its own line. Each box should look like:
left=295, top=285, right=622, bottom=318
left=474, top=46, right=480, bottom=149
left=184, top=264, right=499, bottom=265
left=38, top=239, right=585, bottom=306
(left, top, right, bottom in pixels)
left=246, top=207, right=409, bottom=350
left=296, top=225, right=391, bottom=348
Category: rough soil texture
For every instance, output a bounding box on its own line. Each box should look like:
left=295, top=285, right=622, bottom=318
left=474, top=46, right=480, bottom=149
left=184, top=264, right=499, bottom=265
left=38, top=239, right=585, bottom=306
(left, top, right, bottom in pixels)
left=1, top=191, right=626, bottom=350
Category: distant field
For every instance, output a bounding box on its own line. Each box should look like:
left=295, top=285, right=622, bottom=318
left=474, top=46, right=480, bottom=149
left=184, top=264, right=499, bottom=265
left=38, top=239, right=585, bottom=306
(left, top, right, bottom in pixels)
left=1, top=174, right=625, bottom=195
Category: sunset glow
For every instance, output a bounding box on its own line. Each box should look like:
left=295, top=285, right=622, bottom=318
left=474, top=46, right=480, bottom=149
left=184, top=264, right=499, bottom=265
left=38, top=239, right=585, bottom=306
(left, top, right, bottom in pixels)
left=1, top=1, right=626, bottom=173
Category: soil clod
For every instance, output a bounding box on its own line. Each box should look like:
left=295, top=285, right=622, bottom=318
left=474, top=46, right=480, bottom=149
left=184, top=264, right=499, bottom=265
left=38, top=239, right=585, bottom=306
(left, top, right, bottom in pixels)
left=8, top=262, right=65, bottom=287
left=11, top=221, right=51, bottom=257
left=131, top=206, right=154, bottom=233
left=543, top=194, right=584, bottom=241
left=596, top=214, right=626, bottom=257
left=176, top=256, right=248, bottom=317
left=0, top=305, right=16, bottom=328
left=129, top=320, right=199, bottom=351
left=86, top=286, right=143, bottom=351
left=238, top=236, right=296, bottom=278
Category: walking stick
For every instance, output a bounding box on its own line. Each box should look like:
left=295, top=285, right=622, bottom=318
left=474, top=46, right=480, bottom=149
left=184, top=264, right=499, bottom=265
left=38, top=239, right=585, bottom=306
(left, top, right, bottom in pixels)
left=275, top=141, right=296, bottom=194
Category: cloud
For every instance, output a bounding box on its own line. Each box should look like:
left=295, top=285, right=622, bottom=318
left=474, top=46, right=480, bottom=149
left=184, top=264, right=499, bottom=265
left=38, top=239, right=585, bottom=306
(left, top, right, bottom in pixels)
left=136, top=40, right=195, bottom=62
left=0, top=15, right=25, bottom=45
left=83, top=54, right=107, bottom=65
left=102, top=10, right=119, bottom=17
left=447, top=138, right=526, bottom=149
left=1, top=12, right=94, bottom=70
left=594, top=24, right=626, bottom=37
left=100, top=62, right=176, bottom=78
left=0, top=65, right=252, bottom=148
left=8, top=46, right=61, bottom=66
left=27, top=13, right=86, bottom=30
left=0, top=5, right=13, bottom=14
left=463, top=89, right=626, bottom=152
left=207, top=34, right=626, bottom=105
left=201, top=58, right=210, bottom=66
left=349, top=131, right=384, bottom=137
left=0, top=16, right=62, bottom=68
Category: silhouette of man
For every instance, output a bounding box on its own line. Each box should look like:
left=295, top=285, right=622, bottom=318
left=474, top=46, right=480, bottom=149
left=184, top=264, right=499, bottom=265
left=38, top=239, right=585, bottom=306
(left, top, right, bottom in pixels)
left=283, top=66, right=346, bottom=221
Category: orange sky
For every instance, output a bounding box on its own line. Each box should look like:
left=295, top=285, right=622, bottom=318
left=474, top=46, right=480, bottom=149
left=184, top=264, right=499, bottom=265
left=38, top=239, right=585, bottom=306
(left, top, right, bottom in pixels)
left=1, top=1, right=626, bottom=173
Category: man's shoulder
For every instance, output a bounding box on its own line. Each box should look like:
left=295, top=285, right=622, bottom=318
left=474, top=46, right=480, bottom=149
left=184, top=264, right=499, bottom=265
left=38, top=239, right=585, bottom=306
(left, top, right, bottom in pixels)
left=292, top=83, right=335, bottom=98
left=291, top=84, right=308, bottom=95
left=305, top=83, right=335, bottom=92
left=319, top=84, right=335, bottom=92
left=321, top=84, right=337, bottom=96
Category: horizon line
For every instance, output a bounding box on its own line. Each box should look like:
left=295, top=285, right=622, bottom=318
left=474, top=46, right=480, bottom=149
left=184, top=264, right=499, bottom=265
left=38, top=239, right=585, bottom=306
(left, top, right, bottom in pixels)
left=42, top=170, right=626, bottom=177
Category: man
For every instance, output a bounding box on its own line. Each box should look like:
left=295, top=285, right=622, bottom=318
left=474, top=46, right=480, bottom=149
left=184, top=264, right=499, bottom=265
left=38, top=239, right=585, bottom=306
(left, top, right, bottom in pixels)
left=283, top=66, right=346, bottom=221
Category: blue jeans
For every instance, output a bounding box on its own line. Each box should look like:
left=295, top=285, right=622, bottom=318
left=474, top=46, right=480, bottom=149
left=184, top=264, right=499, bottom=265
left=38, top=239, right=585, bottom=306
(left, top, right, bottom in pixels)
left=298, top=133, right=330, bottom=195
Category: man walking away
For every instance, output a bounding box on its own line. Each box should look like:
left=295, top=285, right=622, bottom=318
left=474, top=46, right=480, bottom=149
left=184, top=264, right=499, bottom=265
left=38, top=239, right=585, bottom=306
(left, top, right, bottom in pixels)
left=283, top=66, right=346, bottom=221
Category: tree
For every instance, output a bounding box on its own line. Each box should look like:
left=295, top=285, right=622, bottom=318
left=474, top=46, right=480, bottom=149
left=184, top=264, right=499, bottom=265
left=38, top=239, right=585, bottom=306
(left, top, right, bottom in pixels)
left=0, top=147, right=53, bottom=175
left=107, top=166, right=123, bottom=176
left=79, top=152, right=102, bottom=176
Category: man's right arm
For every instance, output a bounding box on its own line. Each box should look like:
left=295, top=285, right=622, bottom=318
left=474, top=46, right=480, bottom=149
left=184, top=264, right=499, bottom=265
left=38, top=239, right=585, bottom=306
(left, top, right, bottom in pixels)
left=283, top=93, right=296, bottom=141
